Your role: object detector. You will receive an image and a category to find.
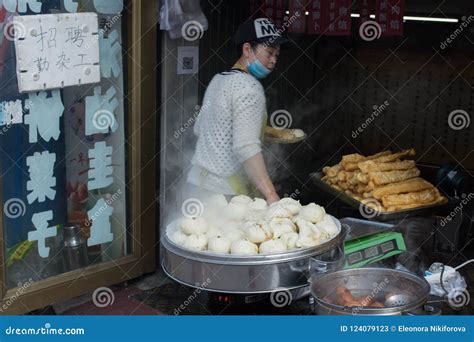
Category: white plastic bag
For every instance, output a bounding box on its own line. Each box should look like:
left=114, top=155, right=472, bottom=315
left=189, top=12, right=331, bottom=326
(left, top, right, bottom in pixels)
left=159, top=0, right=208, bottom=40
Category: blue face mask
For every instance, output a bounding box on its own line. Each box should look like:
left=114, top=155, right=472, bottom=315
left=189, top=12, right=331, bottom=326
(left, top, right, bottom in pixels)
left=246, top=52, right=272, bottom=79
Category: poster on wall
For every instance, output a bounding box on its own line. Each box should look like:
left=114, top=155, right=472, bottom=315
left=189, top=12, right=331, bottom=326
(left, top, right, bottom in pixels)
left=323, top=0, right=352, bottom=36
left=13, top=12, right=101, bottom=93
left=262, top=0, right=285, bottom=28
left=288, top=0, right=307, bottom=33
left=375, top=0, right=404, bottom=36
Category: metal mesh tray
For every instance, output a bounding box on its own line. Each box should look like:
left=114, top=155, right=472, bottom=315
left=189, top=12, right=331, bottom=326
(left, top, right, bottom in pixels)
left=310, top=172, right=449, bottom=222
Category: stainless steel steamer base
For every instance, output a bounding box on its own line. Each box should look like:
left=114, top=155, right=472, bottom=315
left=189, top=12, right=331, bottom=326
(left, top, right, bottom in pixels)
left=161, top=217, right=347, bottom=294
left=310, top=267, right=436, bottom=315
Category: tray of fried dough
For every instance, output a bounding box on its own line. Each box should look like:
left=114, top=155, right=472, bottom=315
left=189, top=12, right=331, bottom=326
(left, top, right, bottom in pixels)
left=311, top=148, right=449, bottom=221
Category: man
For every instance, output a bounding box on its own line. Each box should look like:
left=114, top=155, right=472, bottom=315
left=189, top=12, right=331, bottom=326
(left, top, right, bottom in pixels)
left=187, top=18, right=287, bottom=204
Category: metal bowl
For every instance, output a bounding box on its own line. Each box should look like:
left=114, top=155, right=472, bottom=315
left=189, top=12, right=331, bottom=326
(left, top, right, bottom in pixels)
left=310, top=267, right=432, bottom=315
left=161, top=216, right=347, bottom=294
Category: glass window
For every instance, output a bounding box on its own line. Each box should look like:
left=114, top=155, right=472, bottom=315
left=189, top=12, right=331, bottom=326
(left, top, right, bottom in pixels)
left=0, top=0, right=128, bottom=289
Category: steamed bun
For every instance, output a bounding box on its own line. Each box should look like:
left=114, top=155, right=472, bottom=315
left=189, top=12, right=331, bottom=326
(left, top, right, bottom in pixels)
left=230, top=195, right=252, bottom=205
left=266, top=204, right=292, bottom=220
left=277, top=198, right=302, bottom=215
left=315, top=214, right=340, bottom=237
left=231, top=239, right=259, bottom=255
left=259, top=239, right=288, bottom=254
left=298, top=203, right=325, bottom=223
left=208, top=236, right=231, bottom=254
left=244, top=221, right=271, bottom=243
left=248, top=198, right=267, bottom=211
left=170, top=230, right=188, bottom=245
left=206, top=226, right=223, bottom=239
left=180, top=216, right=208, bottom=235
left=280, top=232, right=299, bottom=249
left=225, top=202, right=248, bottom=221
left=183, top=234, right=208, bottom=251
left=269, top=218, right=296, bottom=239
left=295, top=235, right=320, bottom=248
left=223, top=229, right=245, bottom=243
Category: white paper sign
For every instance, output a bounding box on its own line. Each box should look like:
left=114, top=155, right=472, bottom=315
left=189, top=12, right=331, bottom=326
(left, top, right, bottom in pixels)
left=14, top=13, right=101, bottom=93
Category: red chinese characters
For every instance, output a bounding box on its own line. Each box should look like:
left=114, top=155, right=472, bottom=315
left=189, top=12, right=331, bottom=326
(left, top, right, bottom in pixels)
left=324, top=0, right=352, bottom=36
left=288, top=0, right=308, bottom=33
left=375, top=0, right=405, bottom=36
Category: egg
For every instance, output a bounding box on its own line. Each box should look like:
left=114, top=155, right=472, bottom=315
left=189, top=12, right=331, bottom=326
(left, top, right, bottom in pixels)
left=244, top=221, right=271, bottom=243
left=277, top=198, right=302, bottom=215
left=231, top=239, right=259, bottom=255
left=208, top=236, right=231, bottom=254
left=183, top=234, right=208, bottom=251
left=298, top=203, right=326, bottom=223
left=180, top=216, right=208, bottom=235
left=247, top=198, right=267, bottom=211
left=259, top=239, right=288, bottom=254
left=269, top=218, right=296, bottom=239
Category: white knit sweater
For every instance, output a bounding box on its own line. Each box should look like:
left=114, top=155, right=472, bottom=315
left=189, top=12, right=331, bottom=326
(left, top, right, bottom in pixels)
left=187, top=70, right=266, bottom=194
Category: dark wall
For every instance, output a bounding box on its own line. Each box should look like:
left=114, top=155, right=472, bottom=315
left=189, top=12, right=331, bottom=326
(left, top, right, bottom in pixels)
left=199, top=0, right=474, bottom=196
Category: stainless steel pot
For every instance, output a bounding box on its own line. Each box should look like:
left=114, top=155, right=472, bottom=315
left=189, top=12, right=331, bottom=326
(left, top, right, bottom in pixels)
left=310, top=267, right=440, bottom=315
left=161, top=216, right=348, bottom=294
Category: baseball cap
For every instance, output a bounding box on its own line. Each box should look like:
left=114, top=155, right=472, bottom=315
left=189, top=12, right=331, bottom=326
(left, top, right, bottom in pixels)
left=234, top=18, right=289, bottom=46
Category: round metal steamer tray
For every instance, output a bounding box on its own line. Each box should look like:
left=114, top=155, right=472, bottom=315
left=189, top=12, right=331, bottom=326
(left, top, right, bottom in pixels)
left=310, top=268, right=432, bottom=315
left=161, top=216, right=347, bottom=294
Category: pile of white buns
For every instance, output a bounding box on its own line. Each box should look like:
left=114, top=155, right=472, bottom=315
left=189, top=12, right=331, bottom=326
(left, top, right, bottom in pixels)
left=168, top=195, right=340, bottom=255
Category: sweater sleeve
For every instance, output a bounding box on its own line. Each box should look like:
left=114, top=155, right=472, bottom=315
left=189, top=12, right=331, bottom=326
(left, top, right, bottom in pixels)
left=232, top=81, right=266, bottom=163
